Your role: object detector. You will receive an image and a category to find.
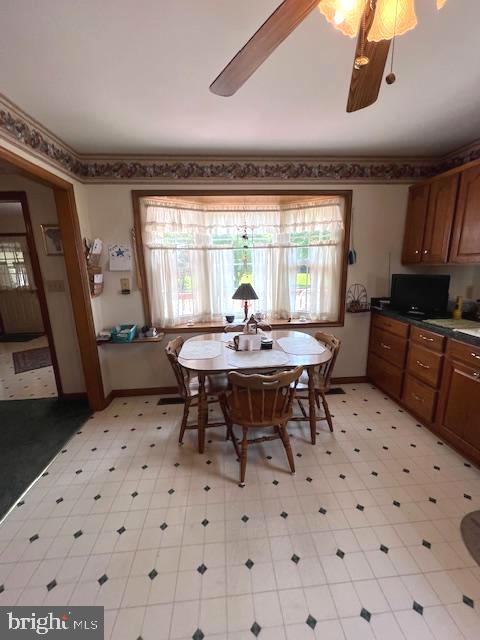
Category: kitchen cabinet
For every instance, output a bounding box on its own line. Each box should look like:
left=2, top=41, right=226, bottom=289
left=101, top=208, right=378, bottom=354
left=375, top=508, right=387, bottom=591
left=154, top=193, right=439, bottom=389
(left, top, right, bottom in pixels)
left=449, top=164, right=480, bottom=263
left=402, top=184, right=429, bottom=264
left=422, top=174, right=459, bottom=263
left=436, top=340, right=480, bottom=464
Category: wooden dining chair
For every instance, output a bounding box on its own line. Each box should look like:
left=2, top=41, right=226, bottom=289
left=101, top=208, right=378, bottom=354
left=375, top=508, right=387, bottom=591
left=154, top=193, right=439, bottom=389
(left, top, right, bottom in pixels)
left=165, top=337, right=231, bottom=445
left=290, top=332, right=341, bottom=443
left=224, top=322, right=272, bottom=332
left=226, top=366, right=303, bottom=486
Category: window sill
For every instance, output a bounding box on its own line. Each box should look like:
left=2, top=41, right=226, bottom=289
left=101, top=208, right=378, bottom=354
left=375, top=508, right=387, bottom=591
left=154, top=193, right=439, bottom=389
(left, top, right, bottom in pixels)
left=159, top=319, right=345, bottom=334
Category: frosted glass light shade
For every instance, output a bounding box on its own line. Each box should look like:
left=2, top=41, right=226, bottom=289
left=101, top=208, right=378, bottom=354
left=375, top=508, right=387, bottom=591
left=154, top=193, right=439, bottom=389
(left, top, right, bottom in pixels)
left=367, top=0, right=417, bottom=42
left=318, top=0, right=366, bottom=38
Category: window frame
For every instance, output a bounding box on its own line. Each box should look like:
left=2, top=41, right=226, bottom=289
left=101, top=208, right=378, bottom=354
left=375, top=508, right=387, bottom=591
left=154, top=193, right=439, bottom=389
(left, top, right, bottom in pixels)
left=132, top=189, right=352, bottom=333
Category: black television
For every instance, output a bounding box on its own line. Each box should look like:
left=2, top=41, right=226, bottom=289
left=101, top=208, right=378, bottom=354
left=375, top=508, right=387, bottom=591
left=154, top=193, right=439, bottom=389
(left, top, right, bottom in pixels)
left=390, top=274, right=450, bottom=316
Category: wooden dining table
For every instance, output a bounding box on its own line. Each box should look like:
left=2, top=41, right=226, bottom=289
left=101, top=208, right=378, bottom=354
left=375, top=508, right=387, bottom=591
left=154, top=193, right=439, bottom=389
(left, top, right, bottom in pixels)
left=178, top=329, right=332, bottom=453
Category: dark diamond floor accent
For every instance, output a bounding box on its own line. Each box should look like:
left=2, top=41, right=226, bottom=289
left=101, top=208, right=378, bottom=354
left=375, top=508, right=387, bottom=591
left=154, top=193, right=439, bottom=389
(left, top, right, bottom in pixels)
left=291, top=554, right=300, bottom=564
left=241, top=515, right=249, bottom=523
left=46, top=580, right=57, bottom=591
left=413, top=601, right=424, bottom=615
left=356, top=504, right=364, bottom=511
left=0, top=585, right=4, bottom=594
left=142, top=465, right=148, bottom=470
left=336, top=549, right=345, bottom=559
left=204, top=486, right=211, bottom=492
left=131, top=491, right=138, bottom=498
left=168, top=489, right=175, bottom=495
left=371, top=471, right=378, bottom=477
left=201, top=519, right=209, bottom=527
left=192, top=629, right=205, bottom=640
left=29, top=534, right=39, bottom=543
left=464, top=494, right=472, bottom=500
left=319, top=507, right=327, bottom=515
left=245, top=559, right=254, bottom=570
left=148, top=569, right=158, bottom=580
left=98, top=574, right=108, bottom=586
left=250, top=622, right=261, bottom=637
left=380, top=544, right=389, bottom=554
left=160, top=522, right=168, bottom=531
left=56, top=498, right=63, bottom=504
left=306, top=477, right=312, bottom=483
left=280, top=511, right=288, bottom=519
left=339, top=474, right=346, bottom=479
left=422, top=540, right=431, bottom=549
left=306, top=614, right=317, bottom=630
left=429, top=497, right=437, bottom=503
left=73, top=530, right=83, bottom=539
left=463, top=595, right=474, bottom=608
left=94, top=494, right=101, bottom=501
left=393, top=500, right=401, bottom=507
left=117, top=526, right=126, bottom=535
left=272, top=480, right=279, bottom=486
left=197, top=564, right=207, bottom=575
left=360, top=608, right=371, bottom=622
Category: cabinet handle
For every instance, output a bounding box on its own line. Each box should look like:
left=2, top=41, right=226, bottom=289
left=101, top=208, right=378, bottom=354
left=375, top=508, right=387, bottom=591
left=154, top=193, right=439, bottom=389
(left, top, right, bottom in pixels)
left=420, top=335, right=434, bottom=342
left=412, top=393, right=425, bottom=403
left=474, top=372, right=480, bottom=378
left=416, top=360, right=430, bottom=369
left=415, top=250, right=419, bottom=254
left=423, top=250, right=429, bottom=255
left=471, top=353, right=480, bottom=360
left=380, top=343, right=392, bottom=350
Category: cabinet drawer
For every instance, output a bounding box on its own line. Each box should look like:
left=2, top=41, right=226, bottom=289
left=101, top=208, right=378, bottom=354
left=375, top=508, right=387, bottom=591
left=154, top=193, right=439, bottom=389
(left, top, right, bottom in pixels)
left=403, top=374, right=437, bottom=424
left=372, top=314, right=409, bottom=338
left=370, top=327, right=408, bottom=368
left=447, top=339, right=480, bottom=366
left=368, top=352, right=403, bottom=399
left=406, top=344, right=443, bottom=388
left=410, top=325, right=445, bottom=353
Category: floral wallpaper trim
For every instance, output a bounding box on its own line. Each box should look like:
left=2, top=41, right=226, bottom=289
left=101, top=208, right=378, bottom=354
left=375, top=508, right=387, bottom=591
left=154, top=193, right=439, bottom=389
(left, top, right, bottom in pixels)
left=1, top=102, right=478, bottom=183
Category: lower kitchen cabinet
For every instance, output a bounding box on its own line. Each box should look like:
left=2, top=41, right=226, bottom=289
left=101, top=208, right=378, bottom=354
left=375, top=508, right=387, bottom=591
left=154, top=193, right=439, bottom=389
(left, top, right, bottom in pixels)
left=436, top=342, right=480, bottom=464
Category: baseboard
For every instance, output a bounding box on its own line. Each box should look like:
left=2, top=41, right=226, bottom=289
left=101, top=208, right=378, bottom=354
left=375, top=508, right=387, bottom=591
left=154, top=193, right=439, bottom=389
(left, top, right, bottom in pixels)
left=111, top=386, right=178, bottom=398
left=332, top=376, right=368, bottom=384
left=60, top=392, right=88, bottom=401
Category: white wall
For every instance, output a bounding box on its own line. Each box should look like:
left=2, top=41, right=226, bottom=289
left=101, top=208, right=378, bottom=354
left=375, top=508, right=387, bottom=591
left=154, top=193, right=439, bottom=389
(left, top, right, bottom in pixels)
left=0, top=175, right=86, bottom=393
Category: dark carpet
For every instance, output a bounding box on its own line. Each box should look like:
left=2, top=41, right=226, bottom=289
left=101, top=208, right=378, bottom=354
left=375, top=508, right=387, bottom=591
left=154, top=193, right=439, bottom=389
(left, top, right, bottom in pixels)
left=0, top=398, right=91, bottom=519
left=0, top=333, right=44, bottom=342
left=461, top=511, right=480, bottom=566
left=12, top=347, right=52, bottom=374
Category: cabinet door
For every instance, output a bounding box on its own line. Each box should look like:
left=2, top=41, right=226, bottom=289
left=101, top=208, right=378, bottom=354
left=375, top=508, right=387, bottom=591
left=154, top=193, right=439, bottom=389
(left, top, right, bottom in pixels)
left=437, top=358, right=480, bottom=458
left=422, top=174, right=459, bottom=263
left=401, top=184, right=429, bottom=264
left=449, top=165, right=480, bottom=263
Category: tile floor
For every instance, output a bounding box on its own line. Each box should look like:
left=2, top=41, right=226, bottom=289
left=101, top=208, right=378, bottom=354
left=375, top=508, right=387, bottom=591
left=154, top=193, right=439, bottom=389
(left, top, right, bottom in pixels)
left=0, top=384, right=479, bottom=639
left=0, top=336, right=57, bottom=400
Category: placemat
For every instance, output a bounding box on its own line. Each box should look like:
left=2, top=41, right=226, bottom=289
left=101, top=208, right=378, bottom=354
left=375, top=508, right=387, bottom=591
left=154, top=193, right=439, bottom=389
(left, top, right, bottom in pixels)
left=277, top=337, right=326, bottom=355
left=180, top=340, right=222, bottom=359
left=227, top=350, right=289, bottom=368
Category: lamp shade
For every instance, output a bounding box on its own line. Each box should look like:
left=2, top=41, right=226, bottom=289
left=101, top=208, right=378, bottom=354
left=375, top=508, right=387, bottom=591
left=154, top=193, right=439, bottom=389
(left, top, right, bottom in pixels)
left=232, top=283, right=258, bottom=301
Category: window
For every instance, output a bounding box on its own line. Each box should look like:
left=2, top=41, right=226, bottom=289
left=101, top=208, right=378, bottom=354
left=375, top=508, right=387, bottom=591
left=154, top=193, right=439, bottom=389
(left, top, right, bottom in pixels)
left=139, top=194, right=349, bottom=328
left=0, top=237, right=31, bottom=290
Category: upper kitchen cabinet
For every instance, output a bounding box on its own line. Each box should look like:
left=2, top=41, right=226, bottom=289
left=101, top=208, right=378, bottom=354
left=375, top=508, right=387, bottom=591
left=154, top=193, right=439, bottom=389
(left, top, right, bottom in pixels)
left=401, top=183, right=429, bottom=264
left=449, top=164, right=480, bottom=263
left=422, top=174, right=459, bottom=263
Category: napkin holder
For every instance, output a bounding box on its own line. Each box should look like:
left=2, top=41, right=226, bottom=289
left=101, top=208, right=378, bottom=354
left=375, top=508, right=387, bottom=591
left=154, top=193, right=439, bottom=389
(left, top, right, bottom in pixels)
left=233, top=334, right=262, bottom=351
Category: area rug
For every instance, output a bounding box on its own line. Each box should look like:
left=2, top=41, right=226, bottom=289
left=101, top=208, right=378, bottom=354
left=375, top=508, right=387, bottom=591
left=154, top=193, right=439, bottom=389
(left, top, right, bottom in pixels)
left=0, top=332, right=44, bottom=342
left=461, top=511, right=480, bottom=566
left=0, top=398, right=91, bottom=519
left=12, top=347, right=52, bottom=374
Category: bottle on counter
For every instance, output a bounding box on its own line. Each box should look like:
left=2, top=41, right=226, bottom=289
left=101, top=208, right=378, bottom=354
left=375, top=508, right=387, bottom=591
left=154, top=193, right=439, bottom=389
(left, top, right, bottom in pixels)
left=452, top=296, right=463, bottom=320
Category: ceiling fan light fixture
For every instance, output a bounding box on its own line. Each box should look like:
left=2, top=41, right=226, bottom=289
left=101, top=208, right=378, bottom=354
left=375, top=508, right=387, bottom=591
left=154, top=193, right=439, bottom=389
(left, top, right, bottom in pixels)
left=367, top=0, right=417, bottom=42
left=318, top=0, right=367, bottom=38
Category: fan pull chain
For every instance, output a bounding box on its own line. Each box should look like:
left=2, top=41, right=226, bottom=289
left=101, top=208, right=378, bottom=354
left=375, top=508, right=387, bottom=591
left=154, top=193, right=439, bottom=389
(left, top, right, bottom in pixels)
left=386, top=0, right=399, bottom=84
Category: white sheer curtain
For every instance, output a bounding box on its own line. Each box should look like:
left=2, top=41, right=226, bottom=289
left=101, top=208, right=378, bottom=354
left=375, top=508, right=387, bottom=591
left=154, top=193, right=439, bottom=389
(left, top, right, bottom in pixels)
left=0, top=236, right=34, bottom=290
left=142, top=197, right=345, bottom=327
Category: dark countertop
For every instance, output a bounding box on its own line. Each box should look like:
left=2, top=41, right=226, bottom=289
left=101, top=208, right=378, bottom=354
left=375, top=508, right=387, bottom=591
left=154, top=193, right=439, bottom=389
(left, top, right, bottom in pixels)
left=371, top=307, right=480, bottom=349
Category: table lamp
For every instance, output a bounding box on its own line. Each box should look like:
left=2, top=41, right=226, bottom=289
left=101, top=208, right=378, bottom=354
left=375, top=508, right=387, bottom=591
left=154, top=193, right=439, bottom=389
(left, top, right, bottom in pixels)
left=232, top=283, right=258, bottom=322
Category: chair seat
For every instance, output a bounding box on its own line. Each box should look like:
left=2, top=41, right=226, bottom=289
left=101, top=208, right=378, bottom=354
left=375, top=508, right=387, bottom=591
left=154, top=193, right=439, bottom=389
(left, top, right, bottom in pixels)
left=296, top=369, right=328, bottom=392
left=188, top=372, right=230, bottom=397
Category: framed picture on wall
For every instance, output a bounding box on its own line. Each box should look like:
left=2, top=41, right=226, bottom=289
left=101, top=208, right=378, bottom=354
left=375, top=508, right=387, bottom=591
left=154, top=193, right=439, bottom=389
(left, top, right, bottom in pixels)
left=41, top=224, right=64, bottom=256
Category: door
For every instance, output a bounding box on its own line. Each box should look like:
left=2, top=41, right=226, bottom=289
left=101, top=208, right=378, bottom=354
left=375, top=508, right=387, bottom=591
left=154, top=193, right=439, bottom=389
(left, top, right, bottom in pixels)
left=437, top=358, right=480, bottom=460
left=401, top=183, right=429, bottom=264
left=449, top=165, right=480, bottom=263
left=422, top=174, right=459, bottom=263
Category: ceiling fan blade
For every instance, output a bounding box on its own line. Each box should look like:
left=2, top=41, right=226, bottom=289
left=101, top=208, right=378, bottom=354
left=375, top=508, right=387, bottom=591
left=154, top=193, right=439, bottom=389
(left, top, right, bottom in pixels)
left=346, top=3, right=391, bottom=113
left=210, top=0, right=321, bottom=97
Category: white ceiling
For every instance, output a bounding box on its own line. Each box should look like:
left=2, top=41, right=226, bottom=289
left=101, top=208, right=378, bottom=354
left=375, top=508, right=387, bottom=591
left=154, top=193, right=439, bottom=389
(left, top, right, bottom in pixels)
left=1, top=0, right=479, bottom=157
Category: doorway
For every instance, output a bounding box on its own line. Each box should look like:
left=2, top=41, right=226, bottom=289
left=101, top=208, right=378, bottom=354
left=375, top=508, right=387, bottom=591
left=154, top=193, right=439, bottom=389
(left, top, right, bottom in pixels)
left=0, top=193, right=61, bottom=399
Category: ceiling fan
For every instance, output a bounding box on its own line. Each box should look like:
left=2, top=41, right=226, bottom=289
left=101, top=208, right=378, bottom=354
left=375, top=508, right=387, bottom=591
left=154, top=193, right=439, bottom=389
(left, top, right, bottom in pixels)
left=210, top=0, right=449, bottom=112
